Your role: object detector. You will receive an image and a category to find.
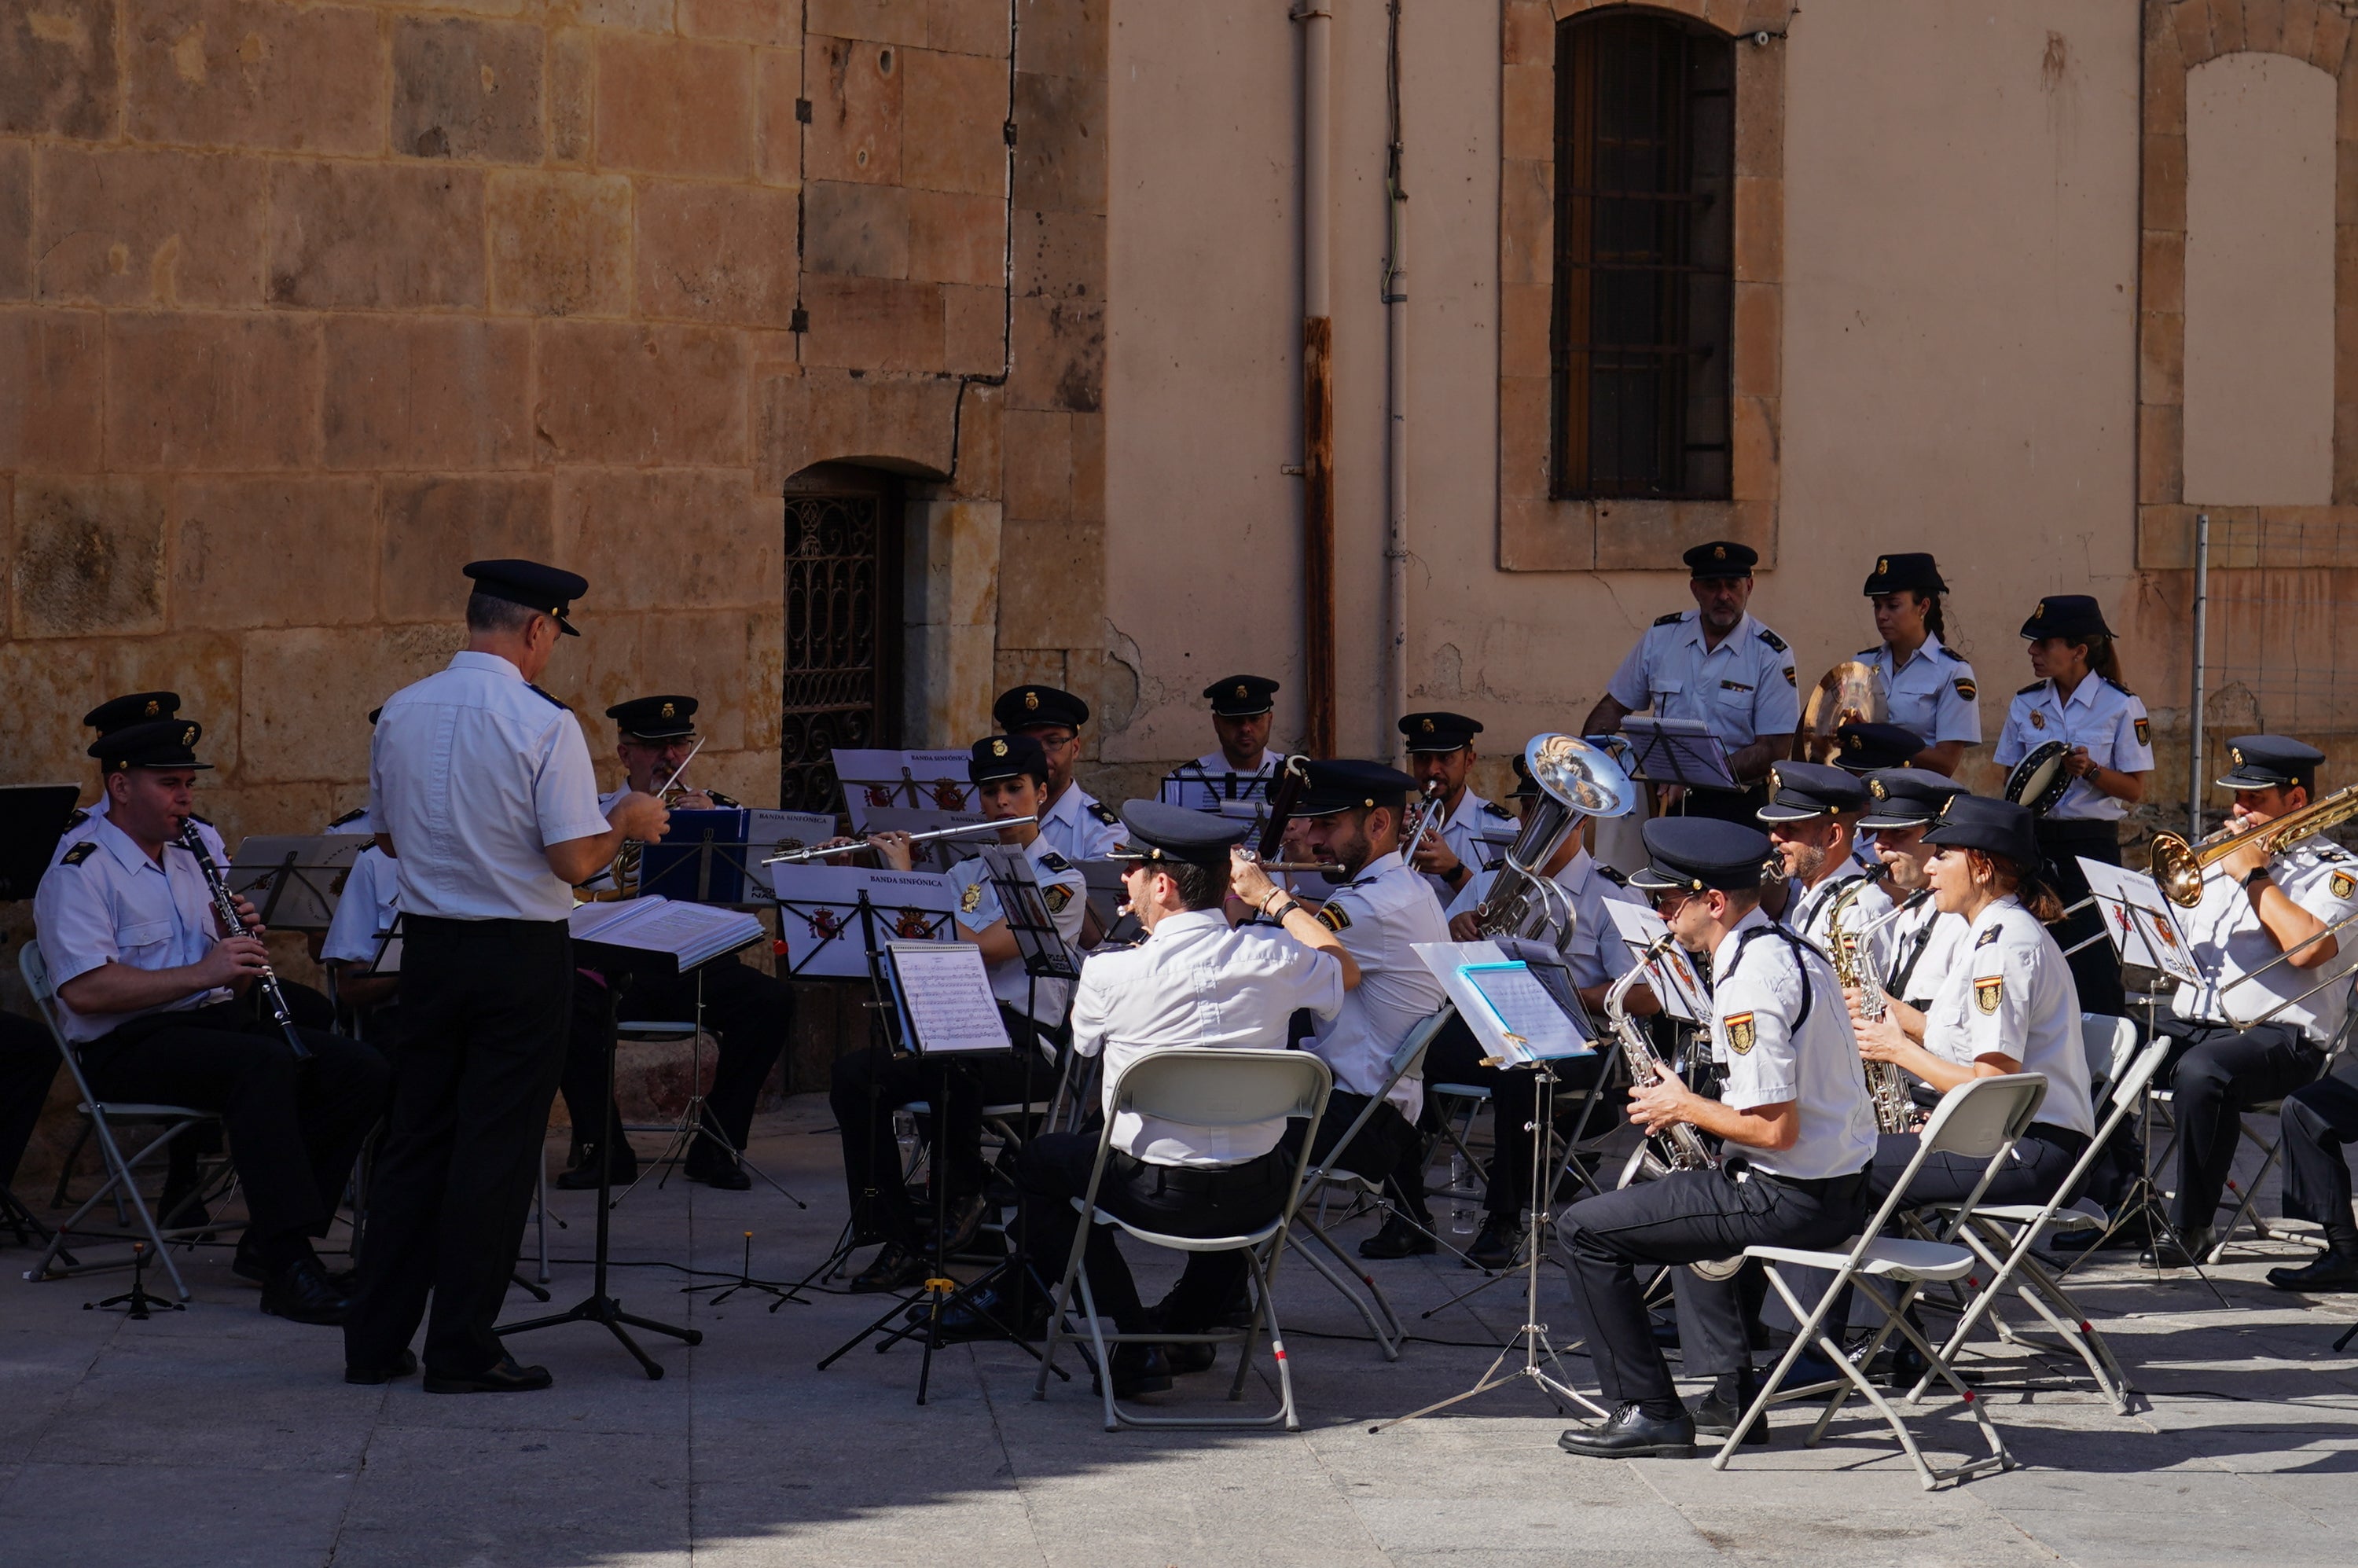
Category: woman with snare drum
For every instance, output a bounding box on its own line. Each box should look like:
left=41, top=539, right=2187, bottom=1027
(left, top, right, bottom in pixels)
left=1992, top=596, right=2154, bottom=1015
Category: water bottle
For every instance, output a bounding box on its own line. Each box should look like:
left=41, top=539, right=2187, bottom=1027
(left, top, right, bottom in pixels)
left=894, top=1111, right=921, bottom=1182
left=1448, top=1151, right=1475, bottom=1234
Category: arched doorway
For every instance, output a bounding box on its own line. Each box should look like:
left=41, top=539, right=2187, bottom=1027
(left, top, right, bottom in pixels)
left=780, top=463, right=904, bottom=813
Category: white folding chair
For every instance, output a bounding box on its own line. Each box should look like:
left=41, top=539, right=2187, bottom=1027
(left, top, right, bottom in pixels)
left=1915, top=1029, right=2168, bottom=1415
left=17, top=940, right=222, bottom=1302
left=1715, top=1073, right=2049, bottom=1489
left=1032, top=1048, right=1331, bottom=1432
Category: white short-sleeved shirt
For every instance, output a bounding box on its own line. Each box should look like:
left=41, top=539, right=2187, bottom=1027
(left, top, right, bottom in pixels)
left=1858, top=633, right=1982, bottom=747
left=1783, top=865, right=1878, bottom=955
left=1445, top=846, right=1642, bottom=990
left=1708, top=909, right=1879, bottom=1181
left=321, top=844, right=401, bottom=968
left=369, top=651, right=611, bottom=923
left=1302, top=850, right=1451, bottom=1117
left=34, top=815, right=233, bottom=1044
left=1164, top=749, right=1282, bottom=812
left=1875, top=896, right=1968, bottom=1011
left=1993, top=676, right=2153, bottom=822
left=1922, top=896, right=2092, bottom=1137
left=1419, top=788, right=1518, bottom=902
left=946, top=835, right=1090, bottom=1022
left=49, top=795, right=225, bottom=871
left=1036, top=780, right=1126, bottom=865
left=2172, top=839, right=2358, bottom=1045
left=1071, top=907, right=1346, bottom=1166
left=1605, top=609, right=1802, bottom=755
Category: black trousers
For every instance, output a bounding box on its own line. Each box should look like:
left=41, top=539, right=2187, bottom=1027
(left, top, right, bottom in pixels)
left=1557, top=1164, right=1869, bottom=1408
left=1, top=1008, right=61, bottom=1193
left=1423, top=1020, right=1611, bottom=1218
left=344, top=916, right=572, bottom=1378
left=2040, top=820, right=2125, bottom=1017
left=829, top=1015, right=1043, bottom=1244
left=1282, top=1086, right=1422, bottom=1211
left=2158, top=1018, right=2323, bottom=1233
left=558, top=955, right=792, bottom=1159
left=79, top=1002, right=387, bottom=1256
left=2279, top=1071, right=2358, bottom=1243
left=1018, top=1130, right=1294, bottom=1333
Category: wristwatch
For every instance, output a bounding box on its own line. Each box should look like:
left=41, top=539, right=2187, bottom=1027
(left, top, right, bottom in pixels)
left=2242, top=866, right=2271, bottom=892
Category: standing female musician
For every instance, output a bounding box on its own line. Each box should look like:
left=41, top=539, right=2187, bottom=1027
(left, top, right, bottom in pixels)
left=1992, top=596, right=2154, bottom=1015
left=1856, top=554, right=1979, bottom=777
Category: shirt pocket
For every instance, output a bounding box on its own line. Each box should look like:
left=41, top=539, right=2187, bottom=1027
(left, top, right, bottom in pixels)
left=112, top=919, right=177, bottom=965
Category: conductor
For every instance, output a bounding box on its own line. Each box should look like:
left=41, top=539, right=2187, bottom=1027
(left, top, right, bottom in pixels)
left=343, top=560, right=669, bottom=1393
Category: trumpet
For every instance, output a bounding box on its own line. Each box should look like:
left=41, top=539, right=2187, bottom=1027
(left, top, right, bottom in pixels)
left=2148, top=784, right=2358, bottom=908
left=762, top=817, right=1011, bottom=865
left=1398, top=776, right=1447, bottom=864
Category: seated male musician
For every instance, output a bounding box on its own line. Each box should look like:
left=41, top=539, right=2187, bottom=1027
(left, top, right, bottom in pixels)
left=31, top=720, right=389, bottom=1322
left=1166, top=675, right=1284, bottom=810
left=2149, top=735, right=2358, bottom=1269
left=1396, top=711, right=1515, bottom=905
left=829, top=734, right=1089, bottom=1293
left=556, top=694, right=789, bottom=1192
left=1760, top=762, right=1882, bottom=948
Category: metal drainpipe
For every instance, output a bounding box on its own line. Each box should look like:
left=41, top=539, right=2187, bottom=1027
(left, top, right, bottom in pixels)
left=1383, top=0, right=1409, bottom=764
left=1292, top=0, right=1337, bottom=756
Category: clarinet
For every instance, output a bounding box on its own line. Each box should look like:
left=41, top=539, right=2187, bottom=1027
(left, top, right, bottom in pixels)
left=178, top=822, right=312, bottom=1063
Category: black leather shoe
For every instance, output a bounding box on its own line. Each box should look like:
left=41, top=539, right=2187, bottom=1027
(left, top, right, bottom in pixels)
left=1161, top=1338, right=1218, bottom=1375
left=939, top=1191, right=992, bottom=1257
left=231, top=1238, right=267, bottom=1287
left=1690, top=1392, right=1768, bottom=1445
left=1879, top=1337, right=1931, bottom=1389
left=849, top=1241, right=930, bottom=1294
left=1555, top=1402, right=1698, bottom=1459
left=2139, top=1228, right=2211, bottom=1270
left=344, top=1348, right=419, bottom=1386
left=1358, top=1212, right=1438, bottom=1260
left=1465, top=1214, right=1521, bottom=1271
left=554, top=1144, right=637, bottom=1192
left=1094, top=1343, right=1173, bottom=1400
left=685, top=1151, right=752, bottom=1190
left=423, top=1354, right=553, bottom=1394
left=2268, top=1249, right=2358, bottom=1291
left=259, top=1258, right=352, bottom=1326
left=924, top=1285, right=1049, bottom=1344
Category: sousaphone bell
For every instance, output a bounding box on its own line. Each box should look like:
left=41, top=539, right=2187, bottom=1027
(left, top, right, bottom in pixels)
left=1473, top=734, right=1639, bottom=946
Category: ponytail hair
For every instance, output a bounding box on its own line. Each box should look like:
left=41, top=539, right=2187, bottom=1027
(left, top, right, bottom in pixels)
left=1919, top=589, right=1948, bottom=644
left=1981, top=850, right=2066, bottom=925
left=2079, top=633, right=2129, bottom=695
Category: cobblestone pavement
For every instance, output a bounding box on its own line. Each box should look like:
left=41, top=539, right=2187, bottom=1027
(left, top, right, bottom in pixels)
left=5, top=1094, right=2356, bottom=1566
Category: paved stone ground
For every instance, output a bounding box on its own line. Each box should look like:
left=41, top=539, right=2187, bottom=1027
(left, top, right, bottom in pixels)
left=6, top=1094, right=2357, bottom=1566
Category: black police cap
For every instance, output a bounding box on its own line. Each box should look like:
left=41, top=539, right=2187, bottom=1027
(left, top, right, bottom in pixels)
left=1295, top=758, right=1419, bottom=818
left=2217, top=734, right=2324, bottom=792
left=1858, top=768, right=1967, bottom=830
left=1398, top=711, right=1483, bottom=753
left=1756, top=761, right=1870, bottom=823
left=1682, top=540, right=1757, bottom=578
left=993, top=684, right=1089, bottom=733
left=1923, top=793, right=2040, bottom=867
left=968, top=733, right=1050, bottom=785
left=1861, top=553, right=1945, bottom=597
left=2018, top=593, right=2112, bottom=643
left=368, top=706, right=384, bottom=726
left=465, top=558, right=588, bottom=636
left=90, top=718, right=211, bottom=773
left=1627, top=817, right=1775, bottom=894
left=84, top=692, right=179, bottom=736
left=1508, top=751, right=1538, bottom=799
left=1111, top=799, right=1251, bottom=866
left=605, top=695, right=698, bottom=740
left=1203, top=674, right=1279, bottom=717
left=1835, top=721, right=1926, bottom=774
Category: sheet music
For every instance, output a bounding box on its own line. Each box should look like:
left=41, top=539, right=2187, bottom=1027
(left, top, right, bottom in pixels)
left=837, top=748, right=979, bottom=828
left=887, top=942, right=1012, bottom=1053
left=1618, top=717, right=1739, bottom=793
left=1463, top=963, right=1589, bottom=1063
left=2078, top=858, right=2202, bottom=984
left=768, top=862, right=957, bottom=978
left=1603, top=902, right=1711, bottom=1023
left=567, top=897, right=764, bottom=969
left=224, top=835, right=364, bottom=931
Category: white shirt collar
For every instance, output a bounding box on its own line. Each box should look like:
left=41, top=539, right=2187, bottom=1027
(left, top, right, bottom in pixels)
left=1685, top=611, right=1755, bottom=655
left=1145, top=907, right=1231, bottom=942
left=2059, top=674, right=2104, bottom=710
left=92, top=812, right=166, bottom=876
left=1713, top=903, right=1775, bottom=970
left=450, top=649, right=527, bottom=681
left=1888, top=630, right=1945, bottom=672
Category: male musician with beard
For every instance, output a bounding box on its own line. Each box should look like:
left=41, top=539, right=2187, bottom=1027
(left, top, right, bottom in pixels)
left=32, top=720, right=388, bottom=1324
left=1758, top=763, right=1881, bottom=948
left=1853, top=769, right=1971, bottom=1022
left=1554, top=818, right=1875, bottom=1460
left=1397, top=711, right=1515, bottom=905
left=1279, top=761, right=1453, bottom=1261
left=1165, top=676, right=1284, bottom=810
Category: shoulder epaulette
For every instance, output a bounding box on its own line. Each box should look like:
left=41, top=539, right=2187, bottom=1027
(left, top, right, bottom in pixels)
left=2016, top=680, right=2048, bottom=696
left=1596, top=865, right=1629, bottom=887
left=63, top=808, right=88, bottom=831
left=1756, top=627, right=1788, bottom=653
left=1855, top=645, right=1879, bottom=659
left=1938, top=644, right=1967, bottom=662
left=328, top=807, right=369, bottom=828
left=1481, top=800, right=1512, bottom=821
left=61, top=842, right=97, bottom=866
left=1652, top=611, right=1686, bottom=627
left=525, top=683, right=565, bottom=708
left=1037, top=850, right=1074, bottom=873
left=1086, top=801, right=1119, bottom=827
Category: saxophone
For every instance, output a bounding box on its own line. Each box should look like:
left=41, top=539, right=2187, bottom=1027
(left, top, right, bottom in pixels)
left=1610, top=935, right=1743, bottom=1281
left=1825, top=874, right=1915, bottom=1134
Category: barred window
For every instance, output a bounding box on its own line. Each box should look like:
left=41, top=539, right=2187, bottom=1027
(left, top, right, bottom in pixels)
left=1552, top=13, right=1735, bottom=500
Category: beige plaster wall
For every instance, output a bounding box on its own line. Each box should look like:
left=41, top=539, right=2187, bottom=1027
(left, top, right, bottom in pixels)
left=1105, top=0, right=2144, bottom=793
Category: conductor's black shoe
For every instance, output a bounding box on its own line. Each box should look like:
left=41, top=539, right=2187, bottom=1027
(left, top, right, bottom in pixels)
left=850, top=1241, right=929, bottom=1294
left=423, top=1355, right=553, bottom=1394
left=1690, top=1393, right=1768, bottom=1445
left=344, top=1349, right=419, bottom=1386
left=1555, top=1403, right=1698, bottom=1459
left=1358, top=1212, right=1438, bottom=1260
left=2268, top=1249, right=2358, bottom=1291
left=1093, top=1343, right=1173, bottom=1400
left=927, top=1286, right=1049, bottom=1344
left=259, top=1258, right=351, bottom=1326
left=554, top=1144, right=636, bottom=1191
left=2139, top=1228, right=2212, bottom=1270
left=685, top=1150, right=752, bottom=1190
left=939, top=1191, right=992, bottom=1258
left=1464, top=1214, right=1521, bottom=1271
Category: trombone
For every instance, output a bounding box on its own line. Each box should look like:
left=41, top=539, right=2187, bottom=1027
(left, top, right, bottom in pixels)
left=762, top=818, right=1012, bottom=865
left=2147, top=783, right=2358, bottom=908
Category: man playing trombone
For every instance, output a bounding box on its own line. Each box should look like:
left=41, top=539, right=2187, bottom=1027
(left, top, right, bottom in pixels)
left=2147, top=735, right=2358, bottom=1269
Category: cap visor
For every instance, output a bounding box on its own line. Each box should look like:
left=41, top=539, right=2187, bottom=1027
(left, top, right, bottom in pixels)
left=2215, top=770, right=2287, bottom=790
left=1625, top=865, right=1686, bottom=891
left=1856, top=810, right=1932, bottom=831
left=1754, top=802, right=1827, bottom=824
left=556, top=614, right=580, bottom=637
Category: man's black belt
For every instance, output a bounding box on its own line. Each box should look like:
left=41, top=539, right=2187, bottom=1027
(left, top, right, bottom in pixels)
left=1746, top=1165, right=1870, bottom=1199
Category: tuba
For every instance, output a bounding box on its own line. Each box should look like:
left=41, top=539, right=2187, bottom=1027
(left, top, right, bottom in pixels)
left=1797, top=661, right=1889, bottom=763
left=1473, top=734, right=1637, bottom=948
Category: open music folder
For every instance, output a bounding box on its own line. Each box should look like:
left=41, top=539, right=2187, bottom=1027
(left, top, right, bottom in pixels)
left=568, top=897, right=766, bottom=973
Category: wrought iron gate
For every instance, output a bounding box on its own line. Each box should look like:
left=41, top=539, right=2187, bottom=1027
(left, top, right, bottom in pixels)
left=780, top=488, right=897, bottom=814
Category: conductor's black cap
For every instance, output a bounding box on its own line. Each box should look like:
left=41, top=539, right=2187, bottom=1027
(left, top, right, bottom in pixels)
left=2018, top=594, right=2111, bottom=643
left=1295, top=758, right=1419, bottom=819
left=1111, top=799, right=1251, bottom=866
left=2218, top=734, right=2324, bottom=793
left=90, top=718, right=211, bottom=773
left=1862, top=553, right=1945, bottom=597
left=1835, top=721, right=1926, bottom=774
left=465, top=558, right=587, bottom=636
left=85, top=692, right=179, bottom=736
left=1756, top=761, right=1870, bottom=823
left=1627, top=817, right=1775, bottom=894
left=1398, top=711, right=1482, bottom=753
left=606, top=695, right=698, bottom=740
left=1682, top=540, right=1757, bottom=578
left=968, top=733, right=1049, bottom=785
left=993, top=684, right=1089, bottom=733
left=1923, top=793, right=2040, bottom=866
left=1203, top=674, right=1279, bottom=717
left=1858, top=768, right=1967, bottom=831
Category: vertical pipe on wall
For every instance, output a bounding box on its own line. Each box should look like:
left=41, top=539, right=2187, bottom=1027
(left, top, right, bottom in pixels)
left=2188, top=511, right=2210, bottom=839
left=1383, top=0, right=1409, bottom=766
left=1294, top=0, right=1338, bottom=755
